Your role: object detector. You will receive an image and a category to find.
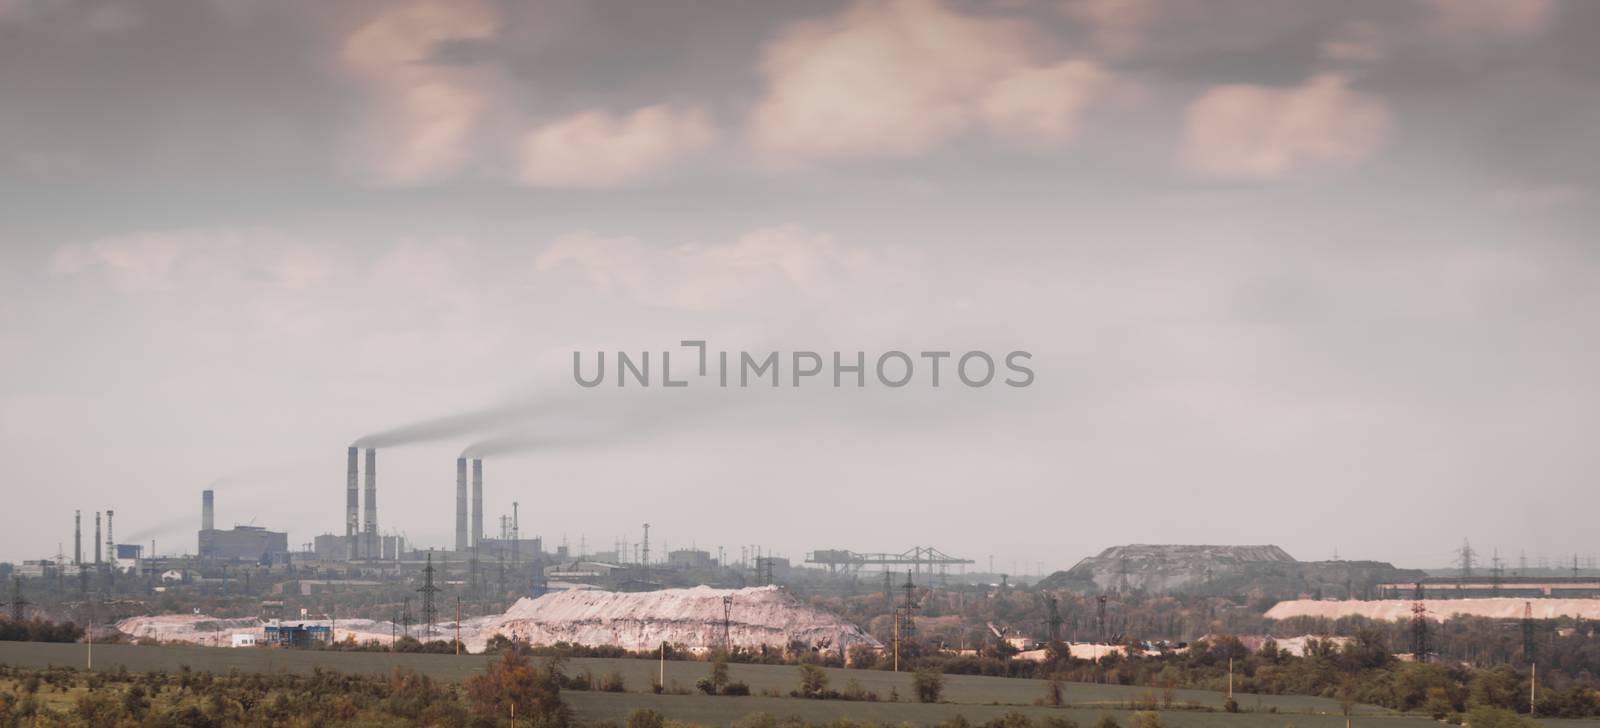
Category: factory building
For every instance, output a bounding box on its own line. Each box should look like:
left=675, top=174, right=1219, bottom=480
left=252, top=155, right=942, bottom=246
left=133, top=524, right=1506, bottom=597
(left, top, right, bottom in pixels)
left=668, top=549, right=716, bottom=569
left=197, top=489, right=288, bottom=561
left=199, top=526, right=288, bottom=562
left=313, top=532, right=405, bottom=562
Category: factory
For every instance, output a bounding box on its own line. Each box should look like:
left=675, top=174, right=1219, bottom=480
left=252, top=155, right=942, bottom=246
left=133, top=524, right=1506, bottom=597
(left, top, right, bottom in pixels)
left=197, top=489, right=289, bottom=562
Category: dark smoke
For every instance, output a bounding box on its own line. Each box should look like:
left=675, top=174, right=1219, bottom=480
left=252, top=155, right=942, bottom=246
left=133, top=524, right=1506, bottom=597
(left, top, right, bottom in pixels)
left=350, top=394, right=581, bottom=449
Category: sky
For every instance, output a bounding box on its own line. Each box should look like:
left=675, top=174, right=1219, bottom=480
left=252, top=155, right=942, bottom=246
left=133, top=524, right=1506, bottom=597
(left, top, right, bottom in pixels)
left=1, top=0, right=1597, bottom=573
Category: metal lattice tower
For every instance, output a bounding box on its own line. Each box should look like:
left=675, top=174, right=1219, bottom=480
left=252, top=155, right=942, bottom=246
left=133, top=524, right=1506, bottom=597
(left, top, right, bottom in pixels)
left=721, top=595, right=733, bottom=653
left=901, top=569, right=916, bottom=638
left=418, top=553, right=441, bottom=639
left=1411, top=582, right=1429, bottom=662
left=6, top=577, right=30, bottom=621
left=1045, top=594, right=1063, bottom=644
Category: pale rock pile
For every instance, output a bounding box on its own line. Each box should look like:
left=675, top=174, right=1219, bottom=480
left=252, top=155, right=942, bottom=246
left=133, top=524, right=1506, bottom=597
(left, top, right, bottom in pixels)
left=118, top=586, right=880, bottom=654
left=1266, top=598, right=1600, bottom=622
left=485, top=585, right=881, bottom=653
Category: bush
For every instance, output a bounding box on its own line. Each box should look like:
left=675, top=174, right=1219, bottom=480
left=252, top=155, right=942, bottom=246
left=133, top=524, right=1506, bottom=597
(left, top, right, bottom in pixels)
left=1094, top=715, right=1121, bottom=728
left=1465, top=706, right=1541, bottom=728
left=798, top=664, right=829, bottom=698
left=1131, top=711, right=1163, bottom=728
left=723, top=681, right=751, bottom=696
left=627, top=708, right=666, bottom=728
left=914, top=666, right=946, bottom=703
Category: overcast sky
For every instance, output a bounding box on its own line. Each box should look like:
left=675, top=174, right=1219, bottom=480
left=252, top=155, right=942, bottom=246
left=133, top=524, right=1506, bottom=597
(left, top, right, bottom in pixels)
left=2, top=0, right=1596, bottom=573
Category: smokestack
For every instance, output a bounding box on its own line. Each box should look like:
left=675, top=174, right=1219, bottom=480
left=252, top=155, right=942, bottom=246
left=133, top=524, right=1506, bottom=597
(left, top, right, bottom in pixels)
left=74, top=511, right=82, bottom=566
left=455, top=458, right=468, bottom=552
left=471, top=458, right=483, bottom=548
left=105, top=510, right=115, bottom=566
left=363, top=448, right=377, bottom=560
left=94, top=512, right=102, bottom=565
left=202, top=490, right=215, bottom=531
left=346, top=446, right=359, bottom=560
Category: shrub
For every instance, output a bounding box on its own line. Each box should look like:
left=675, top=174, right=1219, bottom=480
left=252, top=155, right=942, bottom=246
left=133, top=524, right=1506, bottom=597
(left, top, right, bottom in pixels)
left=1132, top=711, right=1163, bottom=728
left=914, top=667, right=946, bottom=703
left=627, top=708, right=666, bottom=728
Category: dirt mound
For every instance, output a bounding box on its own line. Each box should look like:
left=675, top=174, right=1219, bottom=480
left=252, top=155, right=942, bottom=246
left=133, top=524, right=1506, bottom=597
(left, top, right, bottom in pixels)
left=489, top=585, right=880, bottom=653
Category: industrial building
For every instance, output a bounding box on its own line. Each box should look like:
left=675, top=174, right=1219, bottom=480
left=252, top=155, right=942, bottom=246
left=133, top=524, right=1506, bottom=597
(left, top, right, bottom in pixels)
left=198, top=489, right=288, bottom=561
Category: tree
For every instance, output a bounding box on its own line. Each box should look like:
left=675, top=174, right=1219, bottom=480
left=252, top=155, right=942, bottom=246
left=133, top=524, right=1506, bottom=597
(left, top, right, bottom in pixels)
left=914, top=666, right=946, bottom=703
left=463, top=650, right=569, bottom=726
left=708, top=657, right=731, bottom=694
left=1132, top=712, right=1163, bottom=728
left=797, top=664, right=829, bottom=698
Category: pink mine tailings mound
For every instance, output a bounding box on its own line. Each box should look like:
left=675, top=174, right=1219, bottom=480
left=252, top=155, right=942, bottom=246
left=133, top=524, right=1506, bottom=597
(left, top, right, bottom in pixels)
left=489, top=585, right=881, bottom=654
left=1266, top=598, right=1600, bottom=622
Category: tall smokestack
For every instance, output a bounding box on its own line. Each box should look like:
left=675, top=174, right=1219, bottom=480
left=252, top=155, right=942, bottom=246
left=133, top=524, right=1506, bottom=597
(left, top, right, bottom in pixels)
left=74, top=511, right=82, bottom=565
left=346, top=446, right=359, bottom=560
left=471, top=458, right=483, bottom=548
left=105, top=510, right=115, bottom=566
left=93, top=512, right=102, bottom=565
left=455, top=458, right=468, bottom=552
left=202, top=490, right=215, bottom=531
left=363, top=448, right=377, bottom=560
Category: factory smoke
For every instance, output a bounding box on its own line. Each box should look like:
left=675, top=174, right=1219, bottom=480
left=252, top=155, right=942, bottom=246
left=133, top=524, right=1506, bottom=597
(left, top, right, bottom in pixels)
left=349, top=393, right=583, bottom=449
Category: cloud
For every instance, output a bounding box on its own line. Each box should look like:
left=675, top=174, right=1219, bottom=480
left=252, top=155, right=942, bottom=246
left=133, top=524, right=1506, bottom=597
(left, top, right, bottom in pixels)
left=1320, top=20, right=1389, bottom=64
left=1491, top=184, right=1588, bottom=212
left=50, top=229, right=333, bottom=292
left=516, top=105, right=717, bottom=188
left=1180, top=74, right=1389, bottom=181
left=979, top=60, right=1116, bottom=144
left=1424, top=0, right=1557, bottom=44
left=748, top=0, right=1118, bottom=163
left=339, top=0, right=500, bottom=187
left=534, top=225, right=878, bottom=312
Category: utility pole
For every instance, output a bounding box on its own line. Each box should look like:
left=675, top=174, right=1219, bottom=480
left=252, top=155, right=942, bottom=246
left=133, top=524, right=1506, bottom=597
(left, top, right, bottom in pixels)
left=455, top=597, right=462, bottom=655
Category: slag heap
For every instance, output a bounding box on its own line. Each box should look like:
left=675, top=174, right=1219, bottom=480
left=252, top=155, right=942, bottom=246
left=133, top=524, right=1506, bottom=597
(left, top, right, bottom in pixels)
left=490, top=585, right=881, bottom=653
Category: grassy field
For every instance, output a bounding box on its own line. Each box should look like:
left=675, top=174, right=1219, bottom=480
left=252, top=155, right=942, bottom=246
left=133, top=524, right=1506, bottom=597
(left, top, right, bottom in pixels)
left=5, top=641, right=1598, bottom=728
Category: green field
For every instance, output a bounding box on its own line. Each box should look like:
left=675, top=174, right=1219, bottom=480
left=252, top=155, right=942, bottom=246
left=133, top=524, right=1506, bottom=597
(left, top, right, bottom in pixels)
left=4, top=642, right=1597, bottom=728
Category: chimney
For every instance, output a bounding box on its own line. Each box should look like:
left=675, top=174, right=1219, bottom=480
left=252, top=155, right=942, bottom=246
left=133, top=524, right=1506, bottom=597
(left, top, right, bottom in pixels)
left=202, top=490, right=215, bottom=531
left=346, top=446, right=359, bottom=560
left=471, top=458, right=483, bottom=548
left=94, top=512, right=102, bottom=565
left=105, top=510, right=115, bottom=565
left=363, top=448, right=377, bottom=560
left=455, top=458, right=468, bottom=552
left=74, top=511, right=82, bottom=565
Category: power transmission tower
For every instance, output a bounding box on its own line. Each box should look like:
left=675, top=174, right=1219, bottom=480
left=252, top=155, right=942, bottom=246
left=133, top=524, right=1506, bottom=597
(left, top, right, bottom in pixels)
left=721, top=595, right=733, bottom=653
left=1096, top=595, right=1108, bottom=644
left=1045, top=594, right=1063, bottom=645
left=1492, top=549, right=1504, bottom=595
left=418, top=553, right=441, bottom=639
left=901, top=569, right=916, bottom=638
left=6, top=577, right=30, bottom=621
left=1458, top=539, right=1476, bottom=580
left=1411, top=582, right=1429, bottom=662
